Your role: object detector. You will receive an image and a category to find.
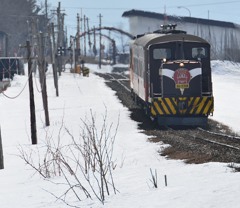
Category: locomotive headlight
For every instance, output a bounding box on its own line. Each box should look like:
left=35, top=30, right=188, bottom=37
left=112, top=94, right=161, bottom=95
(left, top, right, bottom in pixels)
left=179, top=62, right=184, bottom=67
left=163, top=58, right=167, bottom=63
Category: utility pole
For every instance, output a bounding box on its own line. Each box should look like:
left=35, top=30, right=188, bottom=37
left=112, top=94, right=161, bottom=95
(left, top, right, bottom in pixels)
left=45, top=0, right=48, bottom=32
left=112, top=40, right=116, bottom=65
left=57, top=2, right=61, bottom=46
left=57, top=2, right=61, bottom=76
left=45, top=0, right=48, bottom=19
left=56, top=2, right=65, bottom=76
left=38, top=32, right=50, bottom=126
left=28, top=17, right=38, bottom=75
left=98, top=14, right=102, bottom=69
left=49, top=23, right=59, bottom=97
left=61, top=14, right=65, bottom=46
left=27, top=17, right=38, bottom=48
left=86, top=17, right=92, bottom=52
left=71, top=36, right=76, bottom=71
left=26, top=41, right=37, bottom=144
left=80, top=11, right=83, bottom=57
left=83, top=15, right=86, bottom=56
left=93, top=26, right=97, bottom=57
left=0, top=126, right=4, bottom=169
left=76, top=13, right=81, bottom=61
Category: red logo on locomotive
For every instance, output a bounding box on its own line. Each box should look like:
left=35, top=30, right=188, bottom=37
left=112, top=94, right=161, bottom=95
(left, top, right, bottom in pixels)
left=173, top=69, right=191, bottom=89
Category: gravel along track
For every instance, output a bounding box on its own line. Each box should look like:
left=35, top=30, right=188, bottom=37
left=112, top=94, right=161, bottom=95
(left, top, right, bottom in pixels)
left=95, top=72, right=240, bottom=168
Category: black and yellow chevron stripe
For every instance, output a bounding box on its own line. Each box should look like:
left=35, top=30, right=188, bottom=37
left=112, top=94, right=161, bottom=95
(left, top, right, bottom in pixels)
left=151, top=96, right=214, bottom=117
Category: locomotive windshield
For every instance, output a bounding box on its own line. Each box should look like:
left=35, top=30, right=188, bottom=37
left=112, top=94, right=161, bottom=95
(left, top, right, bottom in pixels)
left=153, top=48, right=171, bottom=59
left=192, top=47, right=207, bottom=59
left=150, top=42, right=209, bottom=61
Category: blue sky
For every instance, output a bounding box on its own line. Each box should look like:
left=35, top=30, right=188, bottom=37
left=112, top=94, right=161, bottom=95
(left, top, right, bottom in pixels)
left=44, top=0, right=240, bottom=36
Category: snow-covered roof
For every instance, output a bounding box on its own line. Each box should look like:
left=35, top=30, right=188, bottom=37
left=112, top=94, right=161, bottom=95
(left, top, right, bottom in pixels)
left=122, top=9, right=237, bottom=29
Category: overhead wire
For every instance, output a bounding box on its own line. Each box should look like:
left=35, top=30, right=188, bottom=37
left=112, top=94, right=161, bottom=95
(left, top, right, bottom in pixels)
left=177, top=1, right=240, bottom=8
left=33, top=68, right=43, bottom=93
left=0, top=46, right=22, bottom=81
left=62, top=1, right=240, bottom=10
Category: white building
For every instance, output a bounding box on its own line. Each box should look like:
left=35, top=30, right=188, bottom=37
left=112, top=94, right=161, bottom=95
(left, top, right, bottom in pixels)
left=122, top=9, right=240, bottom=61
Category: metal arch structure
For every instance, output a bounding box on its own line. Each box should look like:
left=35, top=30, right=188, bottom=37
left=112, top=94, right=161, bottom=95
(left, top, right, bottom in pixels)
left=91, top=33, right=117, bottom=65
left=92, top=26, right=134, bottom=39
left=78, top=30, right=121, bottom=65
left=80, top=32, right=116, bottom=64
left=76, top=26, right=134, bottom=40
left=75, top=26, right=133, bottom=65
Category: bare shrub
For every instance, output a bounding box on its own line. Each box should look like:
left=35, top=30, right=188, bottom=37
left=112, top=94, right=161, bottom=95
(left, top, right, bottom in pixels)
left=18, top=139, right=63, bottom=179
left=149, top=168, right=158, bottom=188
left=18, top=109, right=119, bottom=205
left=64, top=109, right=119, bottom=203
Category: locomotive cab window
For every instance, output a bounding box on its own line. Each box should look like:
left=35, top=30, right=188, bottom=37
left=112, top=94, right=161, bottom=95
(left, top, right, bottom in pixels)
left=153, top=48, right=171, bottom=60
left=192, top=47, right=207, bottom=59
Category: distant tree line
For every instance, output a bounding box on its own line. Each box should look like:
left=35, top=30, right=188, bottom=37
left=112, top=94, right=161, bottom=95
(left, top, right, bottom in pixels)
left=0, top=0, right=44, bottom=56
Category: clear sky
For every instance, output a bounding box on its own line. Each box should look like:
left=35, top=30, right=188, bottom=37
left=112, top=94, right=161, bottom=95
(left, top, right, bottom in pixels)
left=43, top=0, right=240, bottom=36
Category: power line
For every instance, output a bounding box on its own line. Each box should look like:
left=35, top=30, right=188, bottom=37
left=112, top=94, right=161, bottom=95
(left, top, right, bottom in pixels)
left=176, top=1, right=240, bottom=8
left=58, top=1, right=240, bottom=11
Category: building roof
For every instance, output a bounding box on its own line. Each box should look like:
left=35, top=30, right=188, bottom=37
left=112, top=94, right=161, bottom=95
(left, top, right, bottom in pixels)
left=122, top=9, right=237, bottom=29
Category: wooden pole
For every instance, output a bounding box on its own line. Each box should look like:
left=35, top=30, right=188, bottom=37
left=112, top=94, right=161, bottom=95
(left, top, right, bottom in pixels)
left=50, top=23, right=59, bottom=97
left=98, top=14, right=102, bottom=69
left=57, top=2, right=62, bottom=76
left=83, top=15, right=86, bottom=56
left=72, top=36, right=76, bottom=71
left=38, top=32, right=50, bottom=126
left=0, top=126, right=4, bottom=169
left=27, top=41, right=37, bottom=144
left=76, top=13, right=80, bottom=59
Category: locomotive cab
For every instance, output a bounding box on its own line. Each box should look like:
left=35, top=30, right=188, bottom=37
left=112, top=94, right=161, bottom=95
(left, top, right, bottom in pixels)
left=148, top=42, right=212, bottom=98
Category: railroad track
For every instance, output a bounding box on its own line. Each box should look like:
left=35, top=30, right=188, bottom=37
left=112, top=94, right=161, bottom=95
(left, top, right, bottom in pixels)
left=103, top=73, right=131, bottom=92
left=150, top=127, right=240, bottom=164
left=196, top=128, right=240, bottom=151
left=95, top=71, right=240, bottom=164
left=162, top=126, right=240, bottom=152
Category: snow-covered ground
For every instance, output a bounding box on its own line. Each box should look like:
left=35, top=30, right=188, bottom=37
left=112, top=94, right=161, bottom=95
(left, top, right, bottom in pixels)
left=0, top=60, right=240, bottom=208
left=211, top=60, right=240, bottom=133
